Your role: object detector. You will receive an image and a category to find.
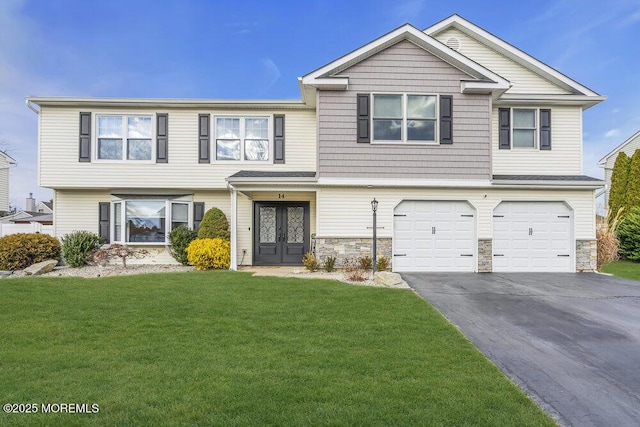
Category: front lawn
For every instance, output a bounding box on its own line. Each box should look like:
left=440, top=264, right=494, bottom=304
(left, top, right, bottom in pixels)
left=601, top=260, right=640, bottom=281
left=0, top=272, right=554, bottom=426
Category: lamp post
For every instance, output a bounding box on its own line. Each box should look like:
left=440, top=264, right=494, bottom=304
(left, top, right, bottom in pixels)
left=371, top=198, right=378, bottom=274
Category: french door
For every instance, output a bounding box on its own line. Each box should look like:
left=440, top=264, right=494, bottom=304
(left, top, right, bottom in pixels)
left=253, top=202, right=310, bottom=265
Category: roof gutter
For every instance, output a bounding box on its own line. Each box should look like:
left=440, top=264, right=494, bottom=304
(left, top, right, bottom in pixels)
left=26, top=99, right=40, bottom=115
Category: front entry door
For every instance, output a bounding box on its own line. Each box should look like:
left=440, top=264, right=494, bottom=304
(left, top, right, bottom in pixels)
left=253, top=202, right=310, bottom=265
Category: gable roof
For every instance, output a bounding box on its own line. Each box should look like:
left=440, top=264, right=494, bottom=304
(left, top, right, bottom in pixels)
left=300, top=23, right=510, bottom=106
left=598, top=130, right=640, bottom=166
left=0, top=151, right=17, bottom=165
left=424, top=14, right=601, bottom=98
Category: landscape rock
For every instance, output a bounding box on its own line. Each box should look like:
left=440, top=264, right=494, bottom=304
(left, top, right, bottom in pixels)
left=374, top=271, right=409, bottom=288
left=24, top=259, right=59, bottom=276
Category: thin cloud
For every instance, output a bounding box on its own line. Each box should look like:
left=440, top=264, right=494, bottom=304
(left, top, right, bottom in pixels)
left=605, top=129, right=621, bottom=138
left=259, top=58, right=281, bottom=94
left=393, top=0, right=425, bottom=23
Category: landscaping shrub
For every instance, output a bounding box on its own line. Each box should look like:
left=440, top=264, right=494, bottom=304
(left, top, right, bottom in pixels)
left=93, top=244, right=149, bottom=268
left=323, top=255, right=337, bottom=272
left=376, top=255, right=390, bottom=272
left=609, top=151, right=631, bottom=222
left=186, top=238, right=231, bottom=270
left=0, top=233, right=61, bottom=270
left=358, top=255, right=373, bottom=271
left=342, top=257, right=366, bottom=282
left=625, top=150, right=640, bottom=212
left=61, top=230, right=103, bottom=267
left=197, top=207, right=230, bottom=240
left=617, top=207, right=640, bottom=261
left=597, top=210, right=621, bottom=270
left=302, top=252, right=320, bottom=271
left=169, top=226, right=198, bottom=265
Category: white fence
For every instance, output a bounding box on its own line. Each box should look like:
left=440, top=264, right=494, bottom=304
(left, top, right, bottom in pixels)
left=0, top=223, right=54, bottom=237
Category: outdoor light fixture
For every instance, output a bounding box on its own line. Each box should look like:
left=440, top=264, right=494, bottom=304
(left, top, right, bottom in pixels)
left=371, top=198, right=378, bottom=273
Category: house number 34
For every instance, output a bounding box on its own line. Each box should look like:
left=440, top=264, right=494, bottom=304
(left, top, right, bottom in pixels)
left=278, top=193, right=285, bottom=199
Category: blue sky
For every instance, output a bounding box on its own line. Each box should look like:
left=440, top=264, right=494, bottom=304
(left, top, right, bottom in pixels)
left=1, top=0, right=639, bottom=209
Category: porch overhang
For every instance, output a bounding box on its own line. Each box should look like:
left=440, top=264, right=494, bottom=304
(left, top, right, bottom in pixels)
left=226, top=171, right=317, bottom=187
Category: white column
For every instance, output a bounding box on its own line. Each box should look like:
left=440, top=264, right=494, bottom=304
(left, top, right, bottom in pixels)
left=230, top=186, right=238, bottom=271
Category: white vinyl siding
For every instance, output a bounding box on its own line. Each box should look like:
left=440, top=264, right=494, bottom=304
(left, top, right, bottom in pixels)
left=39, top=107, right=316, bottom=189
left=316, top=186, right=595, bottom=240
left=433, top=28, right=571, bottom=95
left=0, top=161, right=10, bottom=213
left=492, top=106, right=582, bottom=175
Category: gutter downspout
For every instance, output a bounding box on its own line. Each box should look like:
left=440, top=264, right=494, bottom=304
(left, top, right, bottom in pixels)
left=26, top=99, right=40, bottom=115
left=228, top=183, right=238, bottom=271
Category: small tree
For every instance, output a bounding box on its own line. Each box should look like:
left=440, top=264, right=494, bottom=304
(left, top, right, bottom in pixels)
left=197, top=207, right=230, bottom=240
left=609, top=151, right=630, bottom=222
left=617, top=207, right=640, bottom=261
left=625, top=150, right=640, bottom=212
left=169, top=226, right=198, bottom=265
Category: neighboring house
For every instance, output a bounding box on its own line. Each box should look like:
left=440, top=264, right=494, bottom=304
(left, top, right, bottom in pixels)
left=26, top=14, right=604, bottom=272
left=35, top=201, right=53, bottom=214
left=598, top=130, right=640, bottom=210
left=0, top=151, right=17, bottom=215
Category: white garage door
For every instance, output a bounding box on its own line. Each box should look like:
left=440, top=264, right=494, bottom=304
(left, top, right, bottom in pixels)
left=493, top=202, right=573, bottom=272
left=393, top=201, right=476, bottom=272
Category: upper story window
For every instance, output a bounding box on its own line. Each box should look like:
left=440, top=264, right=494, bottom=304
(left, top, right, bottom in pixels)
left=97, top=115, right=153, bottom=161
left=372, top=94, right=437, bottom=143
left=512, top=109, right=537, bottom=148
left=215, top=117, right=270, bottom=161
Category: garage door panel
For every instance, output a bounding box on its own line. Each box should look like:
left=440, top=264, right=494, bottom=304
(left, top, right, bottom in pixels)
left=394, top=201, right=475, bottom=272
left=493, top=202, right=572, bottom=272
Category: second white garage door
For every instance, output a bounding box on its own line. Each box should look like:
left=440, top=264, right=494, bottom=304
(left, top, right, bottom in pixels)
left=493, top=201, right=573, bottom=272
left=393, top=201, right=476, bottom=272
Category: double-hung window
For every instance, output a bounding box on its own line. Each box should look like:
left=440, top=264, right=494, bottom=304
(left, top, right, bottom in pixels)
left=512, top=109, right=537, bottom=148
left=112, top=199, right=192, bottom=244
left=97, top=115, right=153, bottom=161
left=215, top=117, right=269, bottom=161
left=372, top=94, right=437, bottom=143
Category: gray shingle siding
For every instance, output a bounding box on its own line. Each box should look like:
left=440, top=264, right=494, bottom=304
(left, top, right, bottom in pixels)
left=317, top=40, right=491, bottom=180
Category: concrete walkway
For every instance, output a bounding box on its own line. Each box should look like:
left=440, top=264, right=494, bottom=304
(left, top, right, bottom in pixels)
left=403, top=272, right=640, bottom=427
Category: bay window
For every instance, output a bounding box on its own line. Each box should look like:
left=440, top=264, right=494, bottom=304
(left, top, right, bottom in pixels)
left=112, top=199, right=192, bottom=244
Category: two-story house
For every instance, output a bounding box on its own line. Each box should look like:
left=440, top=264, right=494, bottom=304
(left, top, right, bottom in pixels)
left=27, top=15, right=604, bottom=272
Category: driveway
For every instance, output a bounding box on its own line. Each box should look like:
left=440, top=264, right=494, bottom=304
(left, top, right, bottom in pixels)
left=403, top=273, right=640, bottom=427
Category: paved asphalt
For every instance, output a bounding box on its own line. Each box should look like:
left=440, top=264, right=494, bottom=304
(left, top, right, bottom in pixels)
left=403, top=272, right=640, bottom=427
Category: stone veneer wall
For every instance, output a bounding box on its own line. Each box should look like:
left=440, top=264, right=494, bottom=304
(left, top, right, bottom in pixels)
left=478, top=239, right=492, bottom=273
left=315, top=238, right=392, bottom=268
left=576, top=239, right=597, bottom=272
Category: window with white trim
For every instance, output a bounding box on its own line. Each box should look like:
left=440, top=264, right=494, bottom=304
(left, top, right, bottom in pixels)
left=97, top=115, right=153, bottom=161
left=215, top=117, right=270, bottom=161
left=512, top=109, right=537, bottom=148
left=372, top=94, right=437, bottom=143
left=112, top=199, right=192, bottom=244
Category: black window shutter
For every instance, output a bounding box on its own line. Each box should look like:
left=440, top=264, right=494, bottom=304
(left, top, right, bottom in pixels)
left=540, top=109, right=551, bottom=151
left=79, top=112, right=91, bottom=162
left=193, top=202, right=205, bottom=231
left=156, top=113, right=168, bottom=163
left=357, top=94, right=370, bottom=143
left=198, top=114, right=210, bottom=163
left=498, top=108, right=511, bottom=150
left=98, top=202, right=110, bottom=243
left=440, top=95, right=453, bottom=144
left=274, top=114, right=285, bottom=164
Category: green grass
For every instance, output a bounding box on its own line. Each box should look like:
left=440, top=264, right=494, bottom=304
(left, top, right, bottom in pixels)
left=0, top=271, right=554, bottom=426
left=601, top=260, right=640, bottom=281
